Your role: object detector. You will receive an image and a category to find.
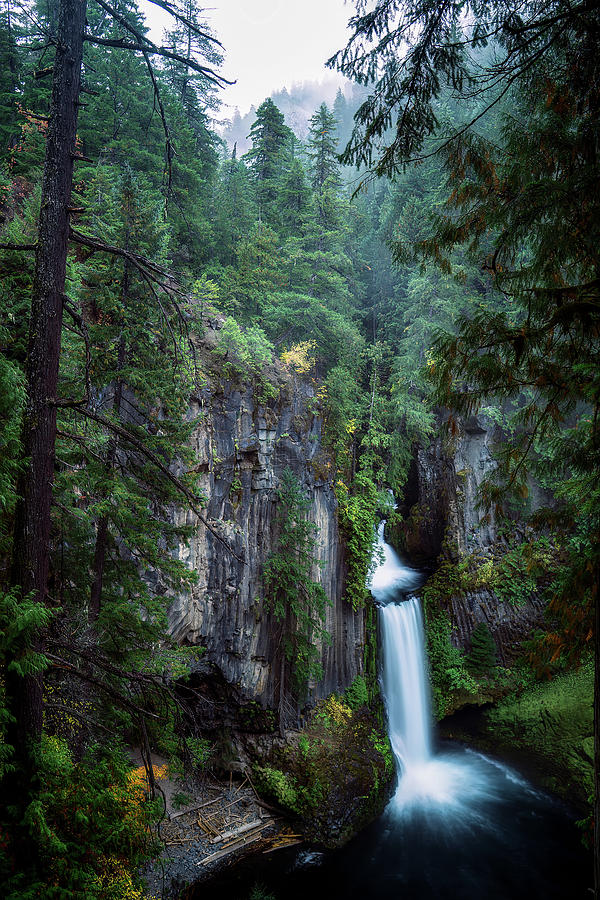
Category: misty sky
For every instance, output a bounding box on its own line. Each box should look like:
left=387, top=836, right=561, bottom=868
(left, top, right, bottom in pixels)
left=143, top=0, right=352, bottom=116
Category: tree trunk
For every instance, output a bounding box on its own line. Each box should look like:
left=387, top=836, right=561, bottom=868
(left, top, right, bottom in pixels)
left=8, top=0, right=87, bottom=764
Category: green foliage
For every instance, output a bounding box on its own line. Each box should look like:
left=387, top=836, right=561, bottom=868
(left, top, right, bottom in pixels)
left=171, top=791, right=192, bottom=810
left=244, top=98, right=294, bottom=224
left=263, top=469, right=331, bottom=689
left=253, top=766, right=300, bottom=814
left=253, top=694, right=394, bottom=846
left=466, top=623, right=497, bottom=678
left=214, top=315, right=278, bottom=400
left=186, top=736, right=214, bottom=771
left=335, top=474, right=379, bottom=611
left=0, top=737, right=160, bottom=899
left=249, top=884, right=276, bottom=900
left=0, top=333, right=24, bottom=540
left=485, top=659, right=594, bottom=808
left=422, top=563, right=481, bottom=717
left=345, top=675, right=369, bottom=710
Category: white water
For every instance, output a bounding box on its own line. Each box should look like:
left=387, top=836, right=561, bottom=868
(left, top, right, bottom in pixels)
left=371, top=520, right=530, bottom=815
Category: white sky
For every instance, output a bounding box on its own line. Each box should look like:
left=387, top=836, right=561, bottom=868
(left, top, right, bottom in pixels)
left=142, top=0, right=353, bottom=117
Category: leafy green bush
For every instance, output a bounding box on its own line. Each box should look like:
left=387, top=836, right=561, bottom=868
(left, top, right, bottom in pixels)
left=253, top=766, right=299, bottom=813
left=335, top=473, right=379, bottom=611
left=214, top=317, right=279, bottom=400
left=345, top=675, right=369, bottom=710
left=187, top=736, right=214, bottom=771
left=0, top=738, right=161, bottom=900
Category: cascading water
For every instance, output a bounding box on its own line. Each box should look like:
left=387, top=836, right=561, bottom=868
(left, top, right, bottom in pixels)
left=371, top=521, right=431, bottom=771
left=370, top=520, right=472, bottom=810
left=196, top=519, right=592, bottom=900
left=380, top=597, right=431, bottom=768
left=371, top=520, right=525, bottom=815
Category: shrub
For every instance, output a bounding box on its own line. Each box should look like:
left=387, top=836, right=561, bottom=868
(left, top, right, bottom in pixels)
left=467, top=622, right=497, bottom=677
left=345, top=675, right=369, bottom=710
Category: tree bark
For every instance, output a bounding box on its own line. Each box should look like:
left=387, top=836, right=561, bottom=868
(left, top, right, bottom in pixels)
left=8, top=0, right=87, bottom=764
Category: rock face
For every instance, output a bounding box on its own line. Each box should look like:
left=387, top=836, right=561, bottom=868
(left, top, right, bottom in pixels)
left=447, top=588, right=545, bottom=665
left=166, top=336, right=364, bottom=725
left=395, top=413, right=549, bottom=658
left=395, top=414, right=501, bottom=563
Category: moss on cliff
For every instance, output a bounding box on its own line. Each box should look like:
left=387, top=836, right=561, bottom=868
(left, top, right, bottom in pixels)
left=483, top=659, right=594, bottom=809
left=253, top=692, right=394, bottom=848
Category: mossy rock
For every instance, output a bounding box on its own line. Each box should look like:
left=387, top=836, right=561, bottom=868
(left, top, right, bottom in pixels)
left=483, top=660, right=594, bottom=807
left=254, top=696, right=395, bottom=848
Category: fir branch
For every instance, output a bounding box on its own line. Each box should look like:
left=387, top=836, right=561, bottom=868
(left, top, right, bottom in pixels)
left=73, top=406, right=245, bottom=564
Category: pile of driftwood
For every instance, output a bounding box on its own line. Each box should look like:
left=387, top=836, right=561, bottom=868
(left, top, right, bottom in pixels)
left=163, top=777, right=303, bottom=866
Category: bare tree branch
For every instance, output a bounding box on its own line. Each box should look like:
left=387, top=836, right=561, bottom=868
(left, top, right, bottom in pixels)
left=0, top=242, right=37, bottom=251
left=88, top=0, right=232, bottom=86
left=145, top=0, right=225, bottom=49
left=71, top=405, right=245, bottom=564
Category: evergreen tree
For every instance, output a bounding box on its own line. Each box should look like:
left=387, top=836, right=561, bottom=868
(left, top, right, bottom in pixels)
left=307, top=102, right=340, bottom=196
left=244, top=98, right=293, bottom=223
left=332, top=2, right=599, bottom=885
left=467, top=622, right=497, bottom=677
left=0, top=2, right=20, bottom=157
left=0, top=0, right=227, bottom=889
left=275, top=152, right=312, bottom=238
left=210, top=145, right=257, bottom=266
left=162, top=0, right=223, bottom=118
left=263, top=468, right=330, bottom=697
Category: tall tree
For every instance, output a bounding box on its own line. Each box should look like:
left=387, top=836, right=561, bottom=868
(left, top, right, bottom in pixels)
left=244, top=97, right=293, bottom=223
left=7, top=0, right=87, bottom=777
left=1, top=0, right=227, bottom=883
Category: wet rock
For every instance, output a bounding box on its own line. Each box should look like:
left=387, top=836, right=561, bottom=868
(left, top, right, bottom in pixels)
left=165, top=335, right=365, bottom=725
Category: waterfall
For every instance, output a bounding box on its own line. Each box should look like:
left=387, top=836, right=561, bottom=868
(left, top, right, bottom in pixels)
left=370, top=519, right=472, bottom=809
left=380, top=599, right=431, bottom=768
left=370, top=518, right=550, bottom=820
left=369, top=521, right=430, bottom=774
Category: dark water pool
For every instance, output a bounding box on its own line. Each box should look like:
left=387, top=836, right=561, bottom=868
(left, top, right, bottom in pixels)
left=188, top=746, right=592, bottom=900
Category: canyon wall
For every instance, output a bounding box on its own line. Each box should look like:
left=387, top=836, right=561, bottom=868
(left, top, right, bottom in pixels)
left=394, top=414, right=551, bottom=663
left=164, top=326, right=364, bottom=725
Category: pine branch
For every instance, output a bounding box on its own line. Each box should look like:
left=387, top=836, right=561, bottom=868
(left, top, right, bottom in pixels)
left=46, top=653, right=163, bottom=719
left=87, top=0, right=231, bottom=86
left=74, top=406, right=245, bottom=565
left=145, top=0, right=225, bottom=50
left=0, top=242, right=37, bottom=251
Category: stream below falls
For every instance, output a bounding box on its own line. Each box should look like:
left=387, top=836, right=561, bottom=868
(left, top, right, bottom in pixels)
left=192, top=522, right=592, bottom=899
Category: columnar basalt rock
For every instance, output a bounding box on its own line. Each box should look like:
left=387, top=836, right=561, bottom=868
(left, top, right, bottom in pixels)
left=395, top=413, right=550, bottom=658
left=166, top=342, right=364, bottom=723
left=394, top=414, right=501, bottom=563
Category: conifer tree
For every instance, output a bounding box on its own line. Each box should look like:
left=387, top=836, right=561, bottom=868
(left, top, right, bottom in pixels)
left=0, top=0, right=227, bottom=887
left=467, top=622, right=497, bottom=678
left=244, top=98, right=293, bottom=223
left=332, top=2, right=600, bottom=887
left=0, top=1, right=20, bottom=157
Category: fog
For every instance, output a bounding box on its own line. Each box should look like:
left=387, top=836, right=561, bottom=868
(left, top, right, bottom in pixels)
left=142, top=0, right=352, bottom=117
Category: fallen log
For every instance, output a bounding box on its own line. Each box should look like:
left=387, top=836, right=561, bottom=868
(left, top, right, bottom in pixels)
left=197, top=831, right=264, bottom=866
left=210, top=818, right=271, bottom=845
